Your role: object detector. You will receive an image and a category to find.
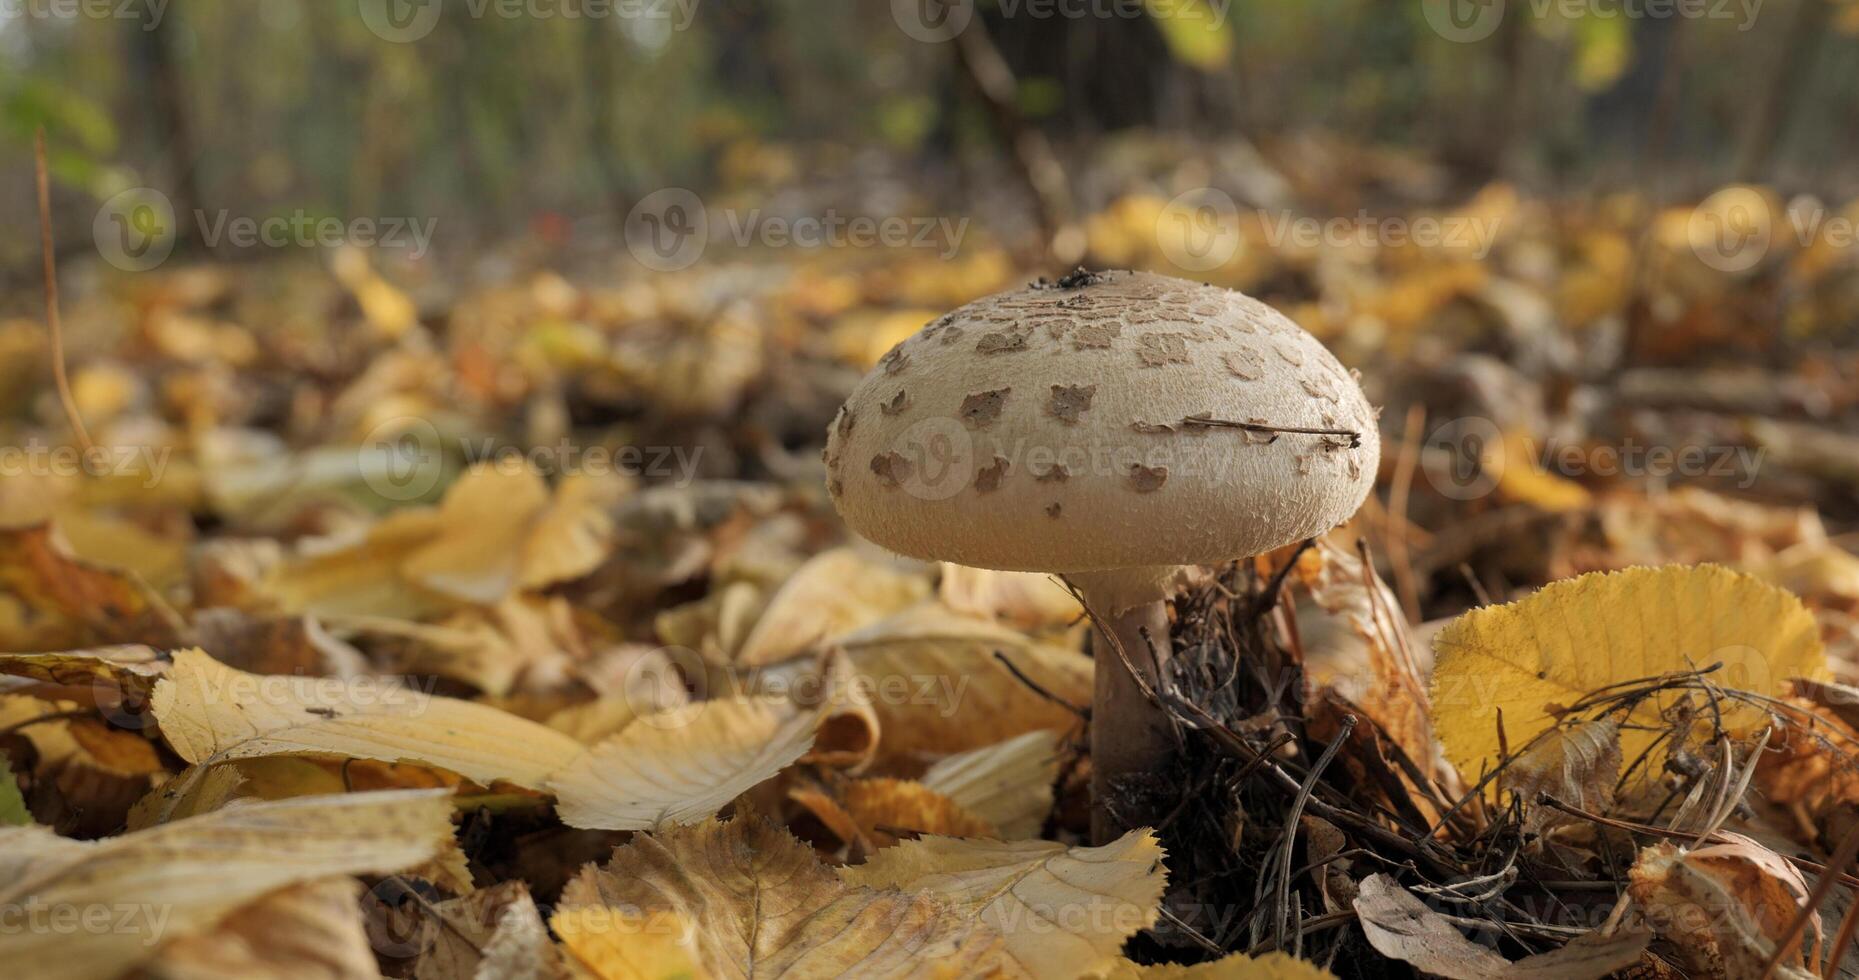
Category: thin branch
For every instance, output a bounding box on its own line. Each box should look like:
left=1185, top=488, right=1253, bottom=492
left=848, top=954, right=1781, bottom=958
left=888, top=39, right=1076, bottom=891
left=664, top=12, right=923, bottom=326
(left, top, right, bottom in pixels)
left=34, top=128, right=93, bottom=455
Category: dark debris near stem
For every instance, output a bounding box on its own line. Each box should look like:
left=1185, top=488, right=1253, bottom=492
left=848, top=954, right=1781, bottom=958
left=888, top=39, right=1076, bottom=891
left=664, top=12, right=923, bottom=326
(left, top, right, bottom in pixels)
left=1106, top=554, right=1842, bottom=977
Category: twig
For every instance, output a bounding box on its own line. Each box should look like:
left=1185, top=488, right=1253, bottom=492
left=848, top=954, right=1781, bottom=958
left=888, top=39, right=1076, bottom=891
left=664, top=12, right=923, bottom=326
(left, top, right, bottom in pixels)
left=1275, top=715, right=1355, bottom=950
left=34, top=128, right=93, bottom=455
left=1387, top=404, right=1424, bottom=622
left=1252, top=539, right=1314, bottom=617
left=1540, top=795, right=1859, bottom=889
left=1182, top=415, right=1362, bottom=448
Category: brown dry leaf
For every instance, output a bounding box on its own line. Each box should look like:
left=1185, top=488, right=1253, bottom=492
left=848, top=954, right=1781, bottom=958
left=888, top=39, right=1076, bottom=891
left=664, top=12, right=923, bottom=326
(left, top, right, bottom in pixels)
left=126, top=762, right=246, bottom=830
left=1752, top=699, right=1859, bottom=841
left=920, top=729, right=1064, bottom=839
left=735, top=548, right=930, bottom=667
left=1353, top=875, right=1650, bottom=980
left=1628, top=836, right=1822, bottom=978
left=0, top=525, right=181, bottom=649
left=1293, top=540, right=1437, bottom=782
left=0, top=645, right=167, bottom=701
left=556, top=816, right=1007, bottom=978
left=1430, top=564, right=1827, bottom=787
left=831, top=604, right=1091, bottom=767
left=938, top=564, right=1083, bottom=634
left=268, top=509, right=457, bottom=619
left=548, top=695, right=818, bottom=830
left=151, top=648, right=586, bottom=790
left=1099, top=951, right=1335, bottom=978
left=840, top=829, right=1167, bottom=979
left=1500, top=718, right=1622, bottom=834
left=413, top=881, right=567, bottom=980
left=399, top=462, right=560, bottom=604
left=370, top=594, right=588, bottom=697
left=145, top=876, right=382, bottom=979
left=0, top=789, right=454, bottom=980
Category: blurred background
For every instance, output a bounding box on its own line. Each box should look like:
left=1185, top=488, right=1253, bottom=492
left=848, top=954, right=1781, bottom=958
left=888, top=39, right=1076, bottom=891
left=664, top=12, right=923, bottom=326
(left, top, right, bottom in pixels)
left=2, top=0, right=1857, bottom=633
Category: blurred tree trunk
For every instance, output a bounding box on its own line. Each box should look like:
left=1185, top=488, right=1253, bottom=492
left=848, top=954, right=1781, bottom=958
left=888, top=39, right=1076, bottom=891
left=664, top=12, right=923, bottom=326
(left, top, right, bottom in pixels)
left=985, top=10, right=1178, bottom=136
left=124, top=10, right=199, bottom=246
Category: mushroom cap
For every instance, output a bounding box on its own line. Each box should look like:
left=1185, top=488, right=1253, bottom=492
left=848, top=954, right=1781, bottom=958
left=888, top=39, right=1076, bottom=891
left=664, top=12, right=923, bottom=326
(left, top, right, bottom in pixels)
left=824, top=270, right=1380, bottom=574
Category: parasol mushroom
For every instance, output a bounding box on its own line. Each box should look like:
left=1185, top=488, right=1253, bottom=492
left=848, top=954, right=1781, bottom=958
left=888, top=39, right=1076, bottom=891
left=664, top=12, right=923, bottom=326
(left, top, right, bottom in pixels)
left=823, top=269, right=1380, bottom=841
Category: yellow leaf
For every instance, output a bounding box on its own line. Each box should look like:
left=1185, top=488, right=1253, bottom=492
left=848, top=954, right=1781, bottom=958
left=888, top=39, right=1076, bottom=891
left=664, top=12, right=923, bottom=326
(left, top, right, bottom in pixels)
left=553, top=907, right=702, bottom=980
left=938, top=564, right=1083, bottom=634
left=790, top=777, right=996, bottom=850
left=151, top=648, right=585, bottom=790
left=0, top=789, right=453, bottom=980
left=548, top=696, right=818, bottom=830
left=1430, top=564, right=1828, bottom=784
left=841, top=830, right=1168, bottom=979
left=557, top=817, right=1007, bottom=978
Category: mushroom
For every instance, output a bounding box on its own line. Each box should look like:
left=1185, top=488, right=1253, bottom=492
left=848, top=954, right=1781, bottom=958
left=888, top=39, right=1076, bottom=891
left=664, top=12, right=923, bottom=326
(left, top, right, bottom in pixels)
left=823, top=270, right=1380, bottom=841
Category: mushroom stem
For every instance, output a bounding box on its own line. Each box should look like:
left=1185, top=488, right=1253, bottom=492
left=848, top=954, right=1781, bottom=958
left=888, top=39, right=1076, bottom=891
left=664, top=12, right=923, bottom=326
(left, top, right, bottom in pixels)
left=1068, top=565, right=1187, bottom=844
left=1089, top=599, right=1175, bottom=843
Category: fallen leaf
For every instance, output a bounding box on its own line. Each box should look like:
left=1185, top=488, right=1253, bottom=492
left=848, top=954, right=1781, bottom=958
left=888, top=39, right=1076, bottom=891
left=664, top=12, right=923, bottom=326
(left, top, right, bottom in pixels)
left=556, top=816, right=1007, bottom=978
left=548, top=695, right=818, bottom=830
left=791, top=776, right=996, bottom=849
left=1628, top=836, right=1822, bottom=978
left=1500, top=718, right=1622, bottom=834
left=1100, top=950, right=1335, bottom=977
left=735, top=548, right=930, bottom=667
left=151, top=648, right=585, bottom=790
left=1430, top=564, right=1827, bottom=784
left=414, top=880, right=566, bottom=980
left=0, top=525, right=181, bottom=649
left=145, top=876, right=382, bottom=979
left=939, top=564, right=1083, bottom=634
left=841, top=829, right=1168, bottom=979
left=920, top=729, right=1064, bottom=839
left=0, top=789, right=454, bottom=980
left=831, top=604, right=1092, bottom=768
left=1354, top=874, right=1650, bottom=980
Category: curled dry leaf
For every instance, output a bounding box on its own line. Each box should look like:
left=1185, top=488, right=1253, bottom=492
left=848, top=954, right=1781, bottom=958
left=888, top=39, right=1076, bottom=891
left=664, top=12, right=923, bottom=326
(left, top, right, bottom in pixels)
left=556, top=817, right=1008, bottom=978
left=1430, top=564, right=1827, bottom=786
left=920, top=728, right=1064, bottom=839
left=547, top=695, right=819, bottom=830
left=1500, top=718, right=1622, bottom=835
left=151, top=648, right=586, bottom=790
left=830, top=604, right=1091, bottom=767
left=840, top=830, right=1168, bottom=979
left=0, top=789, right=454, bottom=980
left=735, top=547, right=930, bottom=667
left=1353, top=874, right=1650, bottom=980
left=1627, top=835, right=1822, bottom=978
left=1292, top=539, right=1439, bottom=785
left=144, top=876, right=381, bottom=980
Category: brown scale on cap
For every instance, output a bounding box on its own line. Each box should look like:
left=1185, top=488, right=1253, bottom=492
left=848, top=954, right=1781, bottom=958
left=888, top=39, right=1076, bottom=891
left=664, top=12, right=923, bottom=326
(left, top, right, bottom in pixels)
left=1128, top=464, right=1169, bottom=492
left=959, top=388, right=1010, bottom=430
left=976, top=332, right=1030, bottom=355
left=974, top=456, right=1010, bottom=493
left=1135, top=333, right=1190, bottom=366
left=1046, top=384, right=1097, bottom=424
left=880, top=346, right=910, bottom=375
left=880, top=390, right=910, bottom=415
left=1223, top=348, right=1265, bottom=381
left=1034, top=462, right=1070, bottom=482
left=870, top=452, right=911, bottom=488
